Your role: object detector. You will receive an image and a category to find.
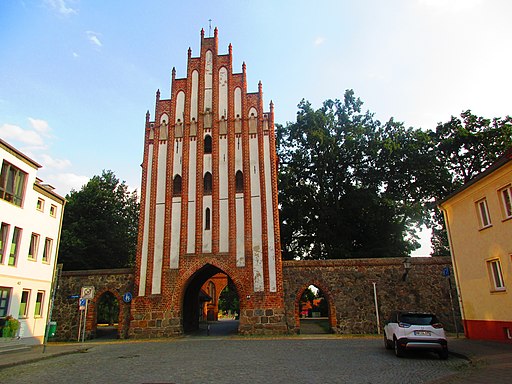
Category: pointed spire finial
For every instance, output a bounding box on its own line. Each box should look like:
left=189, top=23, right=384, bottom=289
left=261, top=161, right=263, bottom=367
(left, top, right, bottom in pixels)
left=228, top=43, right=232, bottom=55
left=242, top=62, right=246, bottom=72
left=156, top=89, right=160, bottom=101
left=258, top=81, right=263, bottom=93
left=201, top=28, right=205, bottom=38
left=146, top=110, right=150, bottom=122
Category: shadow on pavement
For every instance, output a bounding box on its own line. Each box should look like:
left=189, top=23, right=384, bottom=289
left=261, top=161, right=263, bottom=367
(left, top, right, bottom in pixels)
left=190, top=319, right=239, bottom=337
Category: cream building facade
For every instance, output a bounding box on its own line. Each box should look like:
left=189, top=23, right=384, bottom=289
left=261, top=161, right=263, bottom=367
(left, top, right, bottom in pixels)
left=0, top=138, right=65, bottom=344
left=439, top=148, right=512, bottom=340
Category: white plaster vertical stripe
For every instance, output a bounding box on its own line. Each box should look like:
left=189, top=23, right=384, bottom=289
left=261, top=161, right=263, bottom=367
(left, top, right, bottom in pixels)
left=219, top=67, right=228, bottom=119
left=236, top=196, right=245, bottom=266
left=219, top=137, right=228, bottom=252
left=138, top=144, right=153, bottom=296
left=251, top=198, right=264, bottom=292
left=202, top=195, right=212, bottom=253
left=264, top=135, right=277, bottom=292
left=170, top=200, right=181, bottom=268
left=204, top=51, right=213, bottom=111
left=191, top=70, right=198, bottom=121
left=151, top=143, right=167, bottom=294
left=219, top=199, right=229, bottom=252
left=187, top=140, right=197, bottom=253
left=152, top=204, right=164, bottom=294
left=249, top=136, right=264, bottom=291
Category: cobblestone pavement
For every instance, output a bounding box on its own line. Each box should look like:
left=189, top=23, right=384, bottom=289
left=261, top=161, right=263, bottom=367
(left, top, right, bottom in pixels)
left=0, top=338, right=469, bottom=384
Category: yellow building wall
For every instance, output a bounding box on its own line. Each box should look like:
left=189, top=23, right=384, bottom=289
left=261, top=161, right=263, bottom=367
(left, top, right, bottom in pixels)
left=441, top=162, right=512, bottom=340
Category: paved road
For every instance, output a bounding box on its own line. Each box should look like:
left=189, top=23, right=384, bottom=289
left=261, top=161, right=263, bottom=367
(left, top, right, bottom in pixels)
left=0, top=337, right=469, bottom=384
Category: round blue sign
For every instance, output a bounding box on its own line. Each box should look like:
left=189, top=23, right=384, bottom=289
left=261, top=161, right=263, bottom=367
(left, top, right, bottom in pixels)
left=123, top=292, right=133, bottom=303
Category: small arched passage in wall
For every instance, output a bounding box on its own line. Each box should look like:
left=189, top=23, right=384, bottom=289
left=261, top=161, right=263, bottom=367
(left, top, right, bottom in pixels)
left=89, top=288, right=125, bottom=339
left=295, top=282, right=336, bottom=334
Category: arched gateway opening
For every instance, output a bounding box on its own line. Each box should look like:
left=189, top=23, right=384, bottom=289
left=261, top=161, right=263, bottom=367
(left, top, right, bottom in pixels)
left=183, top=264, right=240, bottom=336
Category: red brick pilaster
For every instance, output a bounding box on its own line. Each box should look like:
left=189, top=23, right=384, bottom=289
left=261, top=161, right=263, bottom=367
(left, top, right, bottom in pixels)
left=211, top=28, right=220, bottom=255
left=241, top=62, right=253, bottom=291
left=134, top=111, right=151, bottom=295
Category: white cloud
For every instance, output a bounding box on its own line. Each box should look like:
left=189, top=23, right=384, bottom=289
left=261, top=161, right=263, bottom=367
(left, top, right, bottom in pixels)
left=314, top=37, right=325, bottom=46
left=28, top=117, right=51, bottom=134
left=86, top=31, right=103, bottom=47
left=50, top=172, right=90, bottom=194
left=45, top=0, right=78, bottom=15
left=72, top=52, right=79, bottom=58
left=39, top=153, right=72, bottom=170
left=0, top=123, right=45, bottom=147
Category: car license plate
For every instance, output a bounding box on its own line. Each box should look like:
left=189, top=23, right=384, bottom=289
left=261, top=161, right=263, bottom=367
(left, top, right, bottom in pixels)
left=414, top=330, right=431, bottom=336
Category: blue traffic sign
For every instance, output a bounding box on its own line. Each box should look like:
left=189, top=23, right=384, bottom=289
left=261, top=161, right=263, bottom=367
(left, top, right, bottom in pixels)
left=442, top=267, right=450, bottom=277
left=123, top=292, right=133, bottom=303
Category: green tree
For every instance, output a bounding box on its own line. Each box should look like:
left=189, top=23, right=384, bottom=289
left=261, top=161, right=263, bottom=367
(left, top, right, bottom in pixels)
left=278, top=91, right=512, bottom=259
left=59, top=170, right=139, bottom=270
left=218, top=282, right=239, bottom=315
left=278, top=90, right=429, bottom=260
left=430, top=111, right=512, bottom=254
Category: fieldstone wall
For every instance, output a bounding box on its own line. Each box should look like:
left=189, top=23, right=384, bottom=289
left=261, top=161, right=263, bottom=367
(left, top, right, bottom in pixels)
left=51, top=257, right=461, bottom=339
left=52, top=268, right=134, bottom=341
left=283, top=257, right=461, bottom=334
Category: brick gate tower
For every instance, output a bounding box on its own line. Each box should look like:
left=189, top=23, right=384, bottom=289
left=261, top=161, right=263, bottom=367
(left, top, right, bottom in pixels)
left=129, top=29, right=287, bottom=336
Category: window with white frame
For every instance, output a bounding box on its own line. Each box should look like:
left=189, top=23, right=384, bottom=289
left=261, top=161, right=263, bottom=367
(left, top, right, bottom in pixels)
left=19, top=289, right=30, bottom=317
left=487, top=259, right=505, bottom=291
left=0, top=222, right=9, bottom=264
left=34, top=291, right=44, bottom=317
left=476, top=198, right=492, bottom=228
left=499, top=185, right=512, bottom=219
left=42, top=237, right=53, bottom=263
left=28, top=233, right=40, bottom=260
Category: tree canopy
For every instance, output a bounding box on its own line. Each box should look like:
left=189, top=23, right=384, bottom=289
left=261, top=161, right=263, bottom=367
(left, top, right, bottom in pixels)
left=430, top=111, right=512, bottom=254
left=278, top=90, right=512, bottom=260
left=59, top=170, right=139, bottom=270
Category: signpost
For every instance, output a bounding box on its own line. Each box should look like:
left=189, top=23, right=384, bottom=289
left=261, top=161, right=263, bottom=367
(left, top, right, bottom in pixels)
left=123, top=292, right=132, bottom=303
left=78, top=286, right=95, bottom=342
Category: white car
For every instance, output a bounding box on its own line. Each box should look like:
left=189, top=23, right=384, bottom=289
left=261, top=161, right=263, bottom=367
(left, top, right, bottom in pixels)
left=383, top=311, right=449, bottom=359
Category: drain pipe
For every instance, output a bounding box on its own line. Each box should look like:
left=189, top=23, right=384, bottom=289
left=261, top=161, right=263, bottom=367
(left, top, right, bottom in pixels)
left=373, top=282, right=380, bottom=334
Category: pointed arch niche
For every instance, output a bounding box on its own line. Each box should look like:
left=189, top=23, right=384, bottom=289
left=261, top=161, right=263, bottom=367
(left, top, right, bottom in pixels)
left=295, top=283, right=336, bottom=334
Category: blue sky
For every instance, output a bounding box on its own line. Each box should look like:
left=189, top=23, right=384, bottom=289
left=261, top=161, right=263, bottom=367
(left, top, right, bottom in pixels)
left=1, top=0, right=512, bottom=255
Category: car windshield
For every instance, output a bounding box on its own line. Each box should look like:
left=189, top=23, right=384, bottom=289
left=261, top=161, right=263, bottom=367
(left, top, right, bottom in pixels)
left=399, top=313, right=438, bottom=325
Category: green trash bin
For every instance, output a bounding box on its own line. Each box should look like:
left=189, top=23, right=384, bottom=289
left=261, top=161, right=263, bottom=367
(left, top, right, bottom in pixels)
left=48, top=321, right=57, bottom=337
